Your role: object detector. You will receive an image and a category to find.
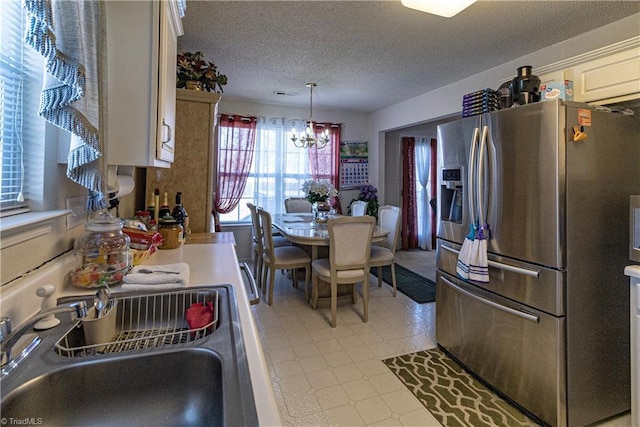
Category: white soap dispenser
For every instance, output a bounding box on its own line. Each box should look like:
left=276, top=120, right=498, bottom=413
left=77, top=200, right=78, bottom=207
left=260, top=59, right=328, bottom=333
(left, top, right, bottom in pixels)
left=33, top=284, right=61, bottom=330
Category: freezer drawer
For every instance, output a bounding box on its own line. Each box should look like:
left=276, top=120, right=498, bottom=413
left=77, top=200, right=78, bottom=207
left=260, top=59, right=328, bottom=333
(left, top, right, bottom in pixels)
left=437, top=240, right=565, bottom=316
left=436, top=271, right=566, bottom=426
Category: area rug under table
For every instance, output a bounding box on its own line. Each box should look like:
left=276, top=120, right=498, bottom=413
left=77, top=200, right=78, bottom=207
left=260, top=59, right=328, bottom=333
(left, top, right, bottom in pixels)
left=379, top=264, right=436, bottom=304
left=383, top=348, right=540, bottom=427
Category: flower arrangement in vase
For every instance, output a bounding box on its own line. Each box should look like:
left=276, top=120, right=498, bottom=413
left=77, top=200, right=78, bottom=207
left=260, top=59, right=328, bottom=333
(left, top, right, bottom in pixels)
left=302, top=179, right=338, bottom=204
left=176, top=51, right=228, bottom=93
left=349, top=184, right=379, bottom=218
left=302, top=179, right=338, bottom=222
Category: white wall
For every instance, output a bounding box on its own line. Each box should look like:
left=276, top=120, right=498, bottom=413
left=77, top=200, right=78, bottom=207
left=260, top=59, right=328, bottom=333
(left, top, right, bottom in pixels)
left=2, top=123, right=95, bottom=285
left=218, top=99, right=369, bottom=141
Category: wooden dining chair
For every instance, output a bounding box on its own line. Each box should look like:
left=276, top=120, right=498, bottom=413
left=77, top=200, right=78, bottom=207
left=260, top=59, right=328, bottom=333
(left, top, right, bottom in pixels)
left=350, top=200, right=368, bottom=216
left=258, top=208, right=311, bottom=305
left=369, top=205, right=402, bottom=296
left=247, top=203, right=289, bottom=291
left=310, top=216, right=376, bottom=327
left=284, top=197, right=312, bottom=213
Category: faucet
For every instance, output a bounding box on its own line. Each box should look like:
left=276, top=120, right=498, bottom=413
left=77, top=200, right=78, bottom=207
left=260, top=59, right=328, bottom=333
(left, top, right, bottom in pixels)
left=1, top=300, right=88, bottom=376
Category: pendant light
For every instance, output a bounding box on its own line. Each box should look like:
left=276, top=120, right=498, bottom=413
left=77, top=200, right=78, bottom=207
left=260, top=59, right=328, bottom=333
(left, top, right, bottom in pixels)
left=291, top=83, right=329, bottom=149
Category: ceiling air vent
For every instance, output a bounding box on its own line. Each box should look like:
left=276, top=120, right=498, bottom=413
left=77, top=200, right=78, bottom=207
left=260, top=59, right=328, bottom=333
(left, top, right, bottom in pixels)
left=273, top=91, right=298, bottom=96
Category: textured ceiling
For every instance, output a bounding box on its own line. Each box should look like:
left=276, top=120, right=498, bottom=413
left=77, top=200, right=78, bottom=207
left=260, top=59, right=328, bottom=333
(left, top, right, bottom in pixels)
left=179, top=1, right=640, bottom=113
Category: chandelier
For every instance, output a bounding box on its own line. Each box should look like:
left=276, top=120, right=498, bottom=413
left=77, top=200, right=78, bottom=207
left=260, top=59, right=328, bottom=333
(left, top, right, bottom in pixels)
left=291, top=83, right=329, bottom=149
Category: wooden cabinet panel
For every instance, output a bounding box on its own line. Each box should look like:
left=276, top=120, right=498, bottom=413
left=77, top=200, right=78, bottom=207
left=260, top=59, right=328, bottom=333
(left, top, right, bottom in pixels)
left=147, top=90, right=221, bottom=234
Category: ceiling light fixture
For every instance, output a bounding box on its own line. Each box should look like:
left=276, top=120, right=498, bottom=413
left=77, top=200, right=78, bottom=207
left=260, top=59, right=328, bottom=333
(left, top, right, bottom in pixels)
left=291, top=83, right=329, bottom=149
left=400, top=0, right=476, bottom=18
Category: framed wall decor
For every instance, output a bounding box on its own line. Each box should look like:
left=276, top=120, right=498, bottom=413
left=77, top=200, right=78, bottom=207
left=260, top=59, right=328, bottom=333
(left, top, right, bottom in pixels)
left=339, top=140, right=369, bottom=189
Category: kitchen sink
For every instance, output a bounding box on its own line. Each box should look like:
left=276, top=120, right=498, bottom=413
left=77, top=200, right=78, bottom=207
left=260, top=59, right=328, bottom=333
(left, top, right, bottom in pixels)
left=2, top=349, right=223, bottom=426
left=0, top=285, right=258, bottom=427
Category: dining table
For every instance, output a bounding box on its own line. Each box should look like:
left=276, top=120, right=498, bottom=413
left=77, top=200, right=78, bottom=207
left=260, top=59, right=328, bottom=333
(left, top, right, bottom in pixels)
left=271, top=213, right=389, bottom=260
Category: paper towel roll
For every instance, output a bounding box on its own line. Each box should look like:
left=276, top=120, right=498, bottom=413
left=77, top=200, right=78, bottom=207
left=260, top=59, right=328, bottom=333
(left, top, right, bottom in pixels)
left=107, top=165, right=119, bottom=193
left=106, top=166, right=135, bottom=200
left=114, top=175, right=135, bottom=199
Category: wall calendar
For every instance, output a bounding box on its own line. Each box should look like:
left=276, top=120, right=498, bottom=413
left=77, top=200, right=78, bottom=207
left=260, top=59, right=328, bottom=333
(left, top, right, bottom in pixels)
left=339, top=141, right=369, bottom=189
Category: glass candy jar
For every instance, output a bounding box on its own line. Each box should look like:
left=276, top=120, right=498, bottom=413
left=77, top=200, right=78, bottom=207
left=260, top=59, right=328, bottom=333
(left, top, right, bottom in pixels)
left=71, top=211, right=131, bottom=288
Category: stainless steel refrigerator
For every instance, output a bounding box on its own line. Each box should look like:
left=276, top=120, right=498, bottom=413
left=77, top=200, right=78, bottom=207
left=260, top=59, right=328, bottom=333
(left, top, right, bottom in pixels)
left=435, top=99, right=640, bottom=427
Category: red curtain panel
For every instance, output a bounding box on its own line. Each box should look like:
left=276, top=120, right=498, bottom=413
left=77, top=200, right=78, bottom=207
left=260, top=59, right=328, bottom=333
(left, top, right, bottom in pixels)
left=401, top=137, right=418, bottom=249
left=308, top=123, right=342, bottom=214
left=213, top=114, right=257, bottom=231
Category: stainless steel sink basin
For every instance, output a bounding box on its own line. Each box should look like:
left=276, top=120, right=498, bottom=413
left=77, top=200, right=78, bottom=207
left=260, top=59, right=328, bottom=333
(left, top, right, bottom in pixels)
left=2, top=348, right=223, bottom=426
left=0, top=285, right=258, bottom=427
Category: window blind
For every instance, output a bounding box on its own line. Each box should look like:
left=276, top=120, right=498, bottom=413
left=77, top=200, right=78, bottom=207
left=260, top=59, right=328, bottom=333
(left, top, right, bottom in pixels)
left=0, top=0, right=43, bottom=213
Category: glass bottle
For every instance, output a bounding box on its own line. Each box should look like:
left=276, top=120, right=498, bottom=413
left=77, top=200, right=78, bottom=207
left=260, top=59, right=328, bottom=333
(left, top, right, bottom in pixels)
left=146, top=191, right=155, bottom=221
left=171, top=192, right=189, bottom=241
left=153, top=188, right=160, bottom=223
left=158, top=192, right=171, bottom=218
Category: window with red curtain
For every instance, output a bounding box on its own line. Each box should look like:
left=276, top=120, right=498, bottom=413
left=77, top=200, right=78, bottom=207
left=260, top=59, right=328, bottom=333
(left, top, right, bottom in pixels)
left=216, top=118, right=342, bottom=223
left=308, top=123, right=342, bottom=213
left=213, top=114, right=257, bottom=231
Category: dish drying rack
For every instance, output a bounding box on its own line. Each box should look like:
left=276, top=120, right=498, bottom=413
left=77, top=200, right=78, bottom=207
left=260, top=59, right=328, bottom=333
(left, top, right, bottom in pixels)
left=55, top=288, right=219, bottom=358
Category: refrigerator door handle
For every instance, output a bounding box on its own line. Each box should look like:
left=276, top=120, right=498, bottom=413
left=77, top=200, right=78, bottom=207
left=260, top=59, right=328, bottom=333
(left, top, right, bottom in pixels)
left=477, top=125, right=489, bottom=225
left=468, top=127, right=480, bottom=224
left=441, top=244, right=541, bottom=278
left=441, top=275, right=541, bottom=323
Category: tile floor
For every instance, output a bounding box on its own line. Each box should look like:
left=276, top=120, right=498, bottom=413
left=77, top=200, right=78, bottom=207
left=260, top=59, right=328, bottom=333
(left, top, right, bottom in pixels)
left=250, top=249, right=441, bottom=426
left=250, top=249, right=630, bottom=426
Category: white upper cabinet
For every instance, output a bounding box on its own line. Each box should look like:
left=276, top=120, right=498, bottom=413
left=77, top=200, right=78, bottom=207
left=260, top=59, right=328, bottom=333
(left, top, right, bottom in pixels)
left=572, top=47, right=640, bottom=104
left=105, top=1, right=183, bottom=167
left=536, top=38, right=640, bottom=106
